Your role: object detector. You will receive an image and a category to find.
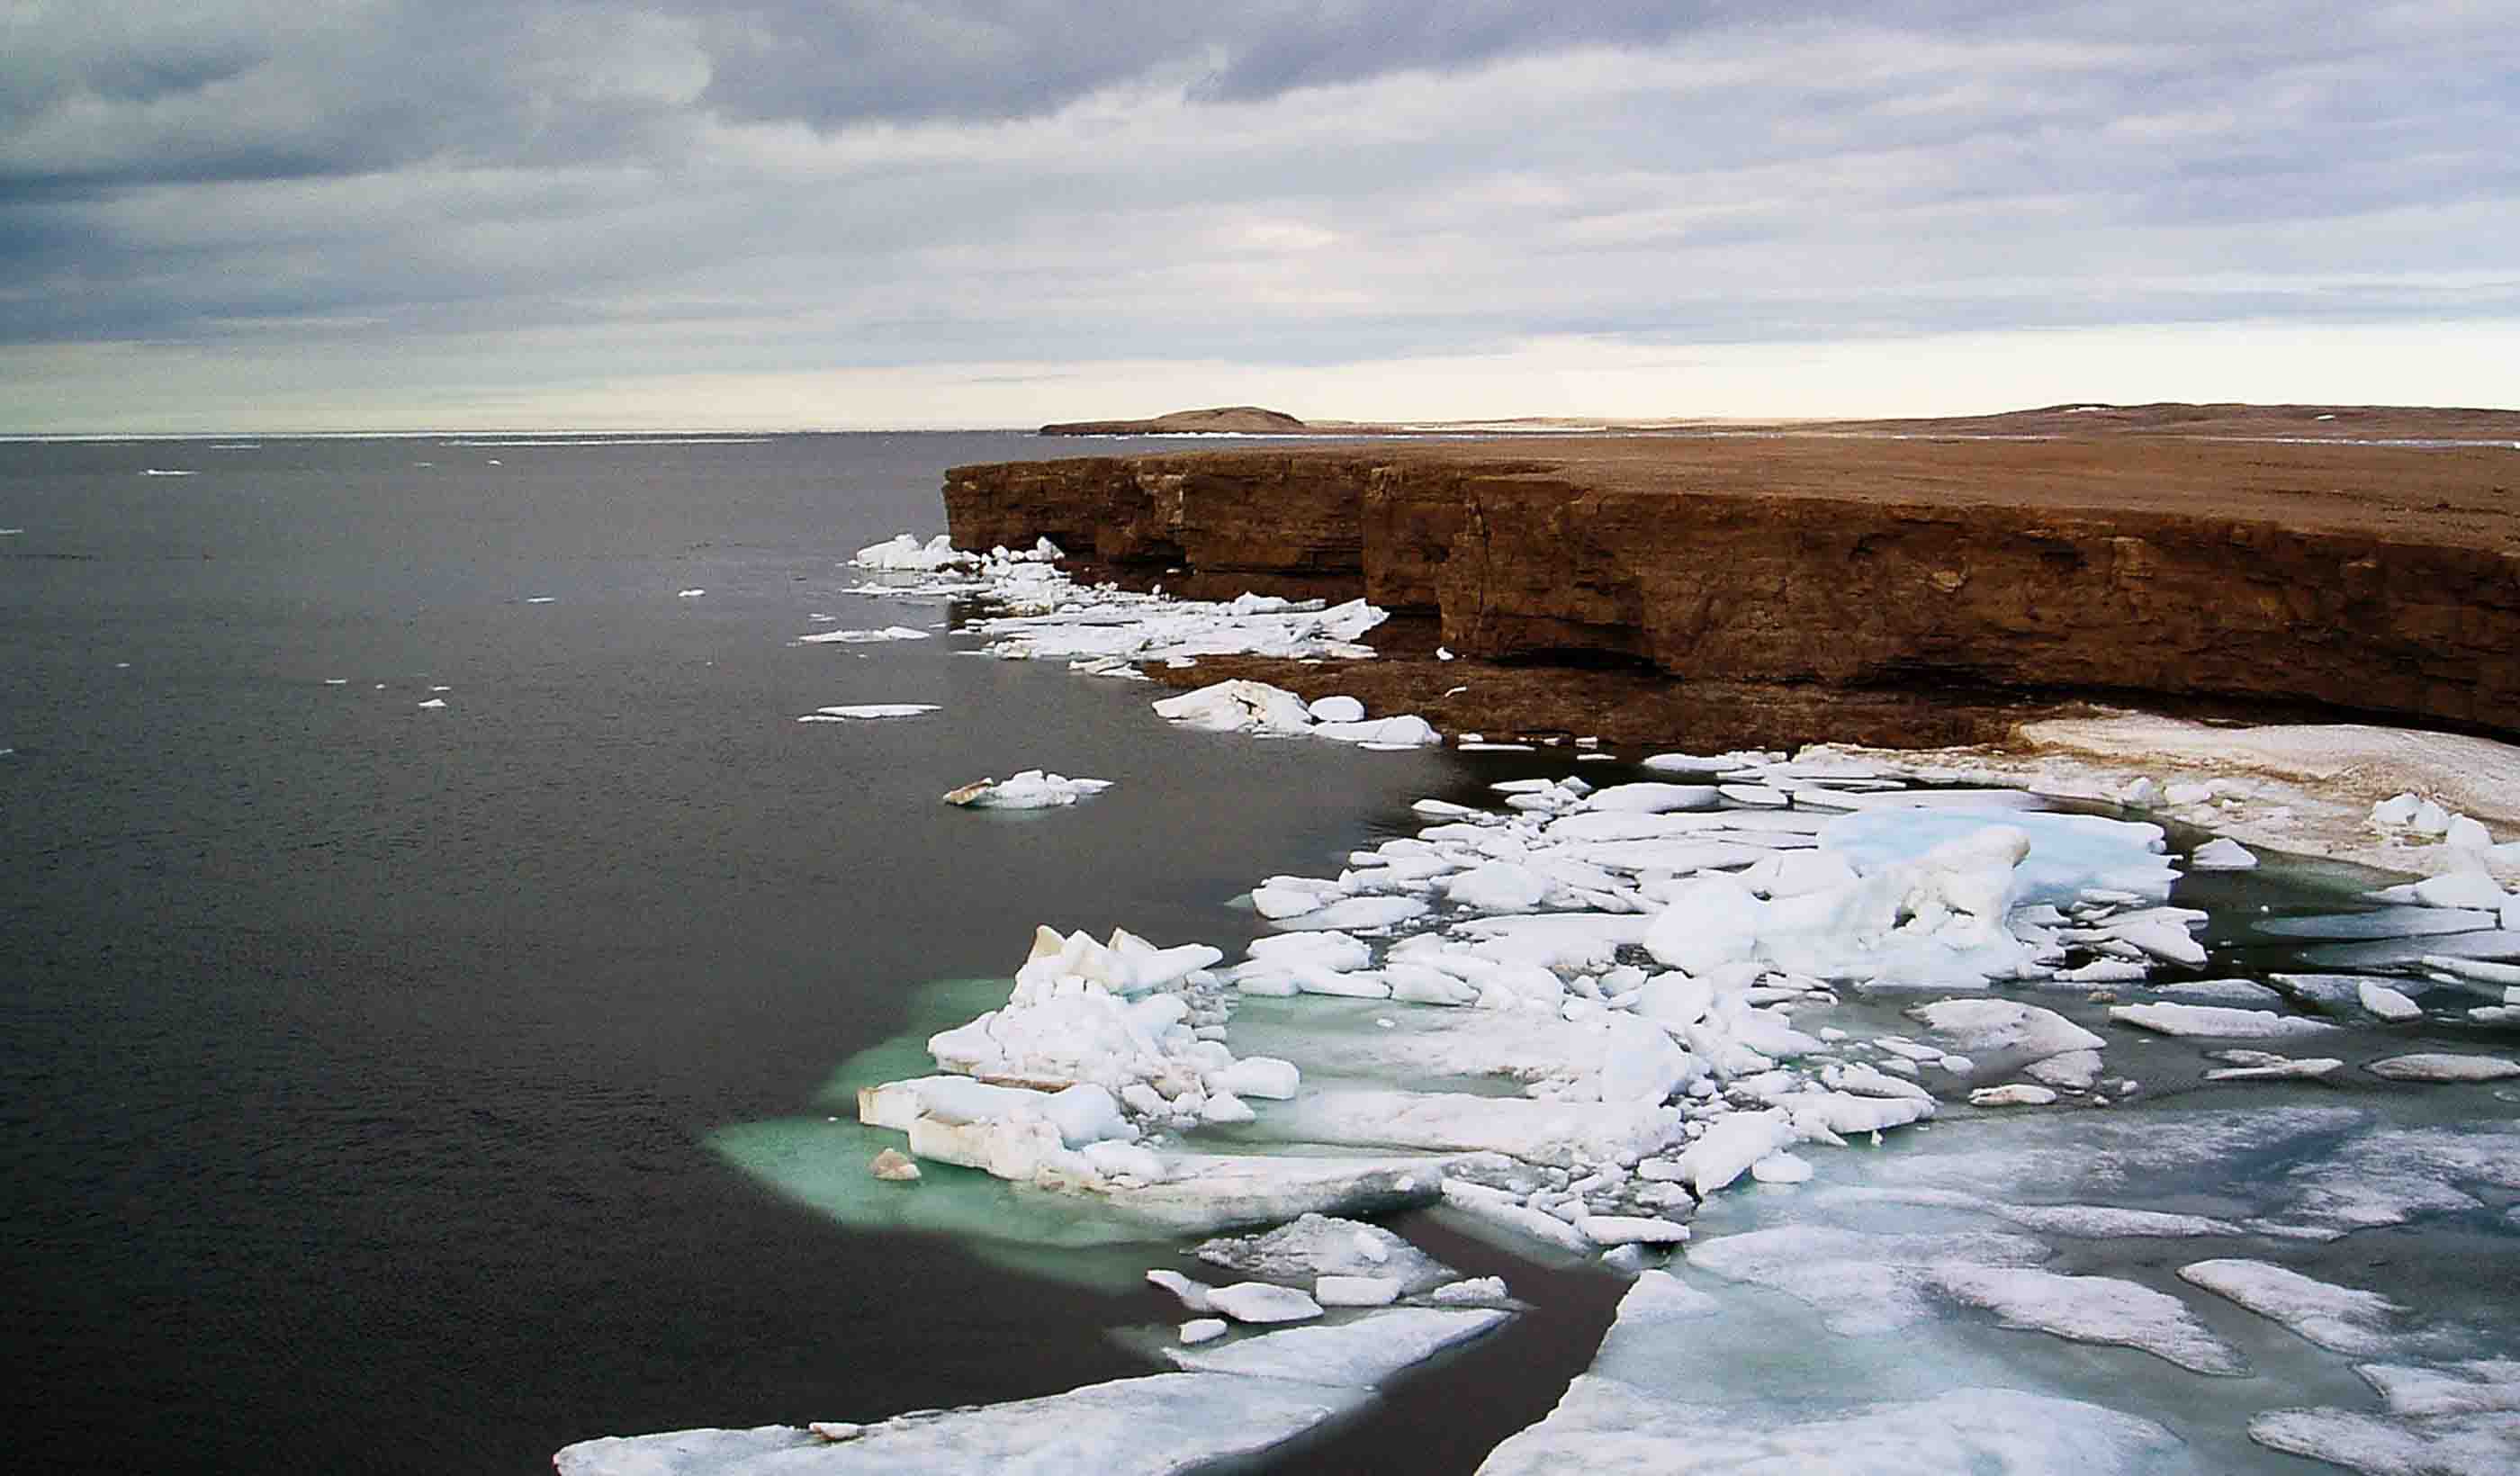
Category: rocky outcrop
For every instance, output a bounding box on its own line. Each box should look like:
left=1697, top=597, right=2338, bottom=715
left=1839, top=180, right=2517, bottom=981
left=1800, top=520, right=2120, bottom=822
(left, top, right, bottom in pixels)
left=942, top=441, right=2520, bottom=741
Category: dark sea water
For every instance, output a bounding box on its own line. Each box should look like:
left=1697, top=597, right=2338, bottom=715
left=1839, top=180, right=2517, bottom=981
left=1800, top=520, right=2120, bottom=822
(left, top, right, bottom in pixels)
left=0, top=432, right=1511, bottom=1474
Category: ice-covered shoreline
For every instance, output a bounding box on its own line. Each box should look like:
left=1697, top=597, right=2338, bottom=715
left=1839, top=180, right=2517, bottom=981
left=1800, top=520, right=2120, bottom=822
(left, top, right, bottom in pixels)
left=559, top=536, right=2520, bottom=1474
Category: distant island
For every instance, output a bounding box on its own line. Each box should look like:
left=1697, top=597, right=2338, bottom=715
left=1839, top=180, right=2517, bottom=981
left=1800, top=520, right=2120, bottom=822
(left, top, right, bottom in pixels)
left=1040, top=400, right=2520, bottom=441
left=1040, top=406, right=1312, bottom=436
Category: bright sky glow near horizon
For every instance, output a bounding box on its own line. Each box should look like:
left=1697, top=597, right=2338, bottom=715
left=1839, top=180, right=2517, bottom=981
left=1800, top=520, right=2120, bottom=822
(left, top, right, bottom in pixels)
left=5, top=2, right=2517, bottom=433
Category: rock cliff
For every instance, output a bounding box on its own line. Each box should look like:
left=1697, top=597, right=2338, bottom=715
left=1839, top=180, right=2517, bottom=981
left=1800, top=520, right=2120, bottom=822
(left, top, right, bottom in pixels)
left=943, top=436, right=2520, bottom=743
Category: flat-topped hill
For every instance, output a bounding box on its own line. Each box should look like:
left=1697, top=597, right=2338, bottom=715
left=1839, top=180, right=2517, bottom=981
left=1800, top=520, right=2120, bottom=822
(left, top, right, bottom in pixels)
left=1040, top=406, right=1310, bottom=436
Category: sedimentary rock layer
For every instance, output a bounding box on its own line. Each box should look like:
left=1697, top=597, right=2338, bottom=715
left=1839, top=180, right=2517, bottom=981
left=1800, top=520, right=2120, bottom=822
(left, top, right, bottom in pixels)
left=943, top=436, right=2520, bottom=738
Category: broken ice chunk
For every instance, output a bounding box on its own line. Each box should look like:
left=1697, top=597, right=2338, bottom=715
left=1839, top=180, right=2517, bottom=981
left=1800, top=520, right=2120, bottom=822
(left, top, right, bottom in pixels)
left=2176, top=1258, right=2401, bottom=1354
left=2364, top=1053, right=2520, bottom=1083
left=942, top=770, right=1113, bottom=808
left=2190, top=837, right=2259, bottom=869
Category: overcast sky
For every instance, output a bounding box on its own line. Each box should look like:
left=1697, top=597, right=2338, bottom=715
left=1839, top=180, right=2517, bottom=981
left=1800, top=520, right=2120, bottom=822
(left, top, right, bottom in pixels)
left=5, top=1, right=2516, bottom=431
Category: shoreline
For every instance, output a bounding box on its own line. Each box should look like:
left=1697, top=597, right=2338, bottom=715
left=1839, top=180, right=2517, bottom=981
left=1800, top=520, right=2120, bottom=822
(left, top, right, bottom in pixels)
left=944, top=432, right=2520, bottom=745
left=563, top=534, right=2520, bottom=1472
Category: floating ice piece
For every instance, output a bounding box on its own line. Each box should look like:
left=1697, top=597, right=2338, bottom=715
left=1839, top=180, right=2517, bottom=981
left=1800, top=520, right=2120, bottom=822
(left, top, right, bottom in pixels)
left=2420, top=955, right=2520, bottom=987
left=1480, top=1382, right=2187, bottom=1476
left=526, top=596, right=556, bottom=603
left=854, top=533, right=978, bottom=571
left=2357, top=980, right=2424, bottom=1022
left=1639, top=750, right=1782, bottom=775
left=2258, top=906, right=2501, bottom=940
left=1316, top=715, right=1441, bottom=747
left=1314, top=1275, right=1401, bottom=1307
left=2372, top=872, right=2513, bottom=912
left=1822, top=807, right=2175, bottom=907
left=1750, top=1151, right=1814, bottom=1184
left=553, top=1371, right=1361, bottom=1475
left=1926, top=1265, right=2247, bottom=1373
left=796, top=626, right=932, bottom=644
left=1906, top=999, right=2105, bottom=1062
left=2025, top=1049, right=2103, bottom=1090
left=1205, top=1282, right=1322, bottom=1324
left=1179, top=1318, right=1227, bottom=1345
left=1969, top=1084, right=2058, bottom=1107
left=1575, top=1214, right=1691, bottom=1246
left=2365, top=1053, right=2520, bottom=1083
left=807, top=704, right=939, bottom=720
left=1193, top=1214, right=1454, bottom=1292
left=1437, top=1180, right=1594, bottom=1256
left=1146, top=1268, right=1213, bottom=1313
left=2177, top=1258, right=2402, bottom=1354
left=1265, top=895, right=1428, bottom=933
left=2151, top=977, right=2283, bottom=1007
left=2250, top=1405, right=2520, bottom=1476
left=416, top=698, right=446, bottom=709
left=2203, top=1054, right=2342, bottom=1082
left=2305, top=931, right=2520, bottom=968
left=941, top=770, right=1113, bottom=808
left=1261, top=1089, right=1684, bottom=1168
left=676, top=588, right=705, bottom=598
left=1165, top=1306, right=1506, bottom=1383
left=1214, top=1056, right=1300, bottom=1101
left=2357, top=1360, right=2520, bottom=1418
left=2190, top=837, right=2259, bottom=869
left=2109, top=1003, right=2336, bottom=1039
left=1687, top=1225, right=2050, bottom=1335
left=1583, top=782, right=1723, bottom=814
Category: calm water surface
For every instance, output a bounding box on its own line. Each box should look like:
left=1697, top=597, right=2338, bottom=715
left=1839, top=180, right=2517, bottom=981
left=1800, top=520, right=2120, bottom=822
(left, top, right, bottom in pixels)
left=0, top=432, right=1491, bottom=1473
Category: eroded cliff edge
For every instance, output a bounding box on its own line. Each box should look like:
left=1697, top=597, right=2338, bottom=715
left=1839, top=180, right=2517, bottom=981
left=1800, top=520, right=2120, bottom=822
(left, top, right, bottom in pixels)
left=944, top=436, right=2520, bottom=748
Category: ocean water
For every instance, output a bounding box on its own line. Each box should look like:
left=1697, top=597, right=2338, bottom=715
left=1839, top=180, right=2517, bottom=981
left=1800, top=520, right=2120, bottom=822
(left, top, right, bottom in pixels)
left=10, top=433, right=2515, bottom=1475
left=0, top=431, right=1515, bottom=1473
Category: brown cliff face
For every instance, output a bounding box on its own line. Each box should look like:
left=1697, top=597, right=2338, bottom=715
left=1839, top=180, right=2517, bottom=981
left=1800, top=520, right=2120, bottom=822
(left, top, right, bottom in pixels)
left=943, top=435, right=2520, bottom=744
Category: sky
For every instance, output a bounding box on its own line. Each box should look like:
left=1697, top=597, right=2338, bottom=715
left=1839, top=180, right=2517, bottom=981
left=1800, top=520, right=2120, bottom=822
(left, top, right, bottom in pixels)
left=4, top=1, right=2516, bottom=432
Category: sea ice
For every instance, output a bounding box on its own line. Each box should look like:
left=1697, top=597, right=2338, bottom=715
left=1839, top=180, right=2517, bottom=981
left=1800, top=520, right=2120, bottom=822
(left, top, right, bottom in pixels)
left=1258, top=1089, right=1684, bottom=1168
left=554, top=1372, right=1359, bottom=1475
left=806, top=704, right=940, bottom=720
left=941, top=770, right=1113, bottom=808
left=2250, top=1406, right=2520, bottom=1476
left=2358, top=1360, right=2520, bottom=1418
left=1164, top=1306, right=1508, bottom=1383
left=2191, top=837, right=2260, bottom=869
left=2357, top=980, right=2424, bottom=1021
left=2364, top=1053, right=2520, bottom=1083
left=1313, top=1274, right=1401, bottom=1306
left=1192, top=1213, right=1455, bottom=1292
left=2176, top=1258, right=2402, bottom=1354
left=1203, top=1282, right=1322, bottom=1324
left=2107, top=1003, right=2336, bottom=1039
left=1905, top=998, right=2104, bottom=1063
left=795, top=626, right=932, bottom=644
left=1924, top=1264, right=2248, bottom=1373
left=1477, top=1382, right=2189, bottom=1475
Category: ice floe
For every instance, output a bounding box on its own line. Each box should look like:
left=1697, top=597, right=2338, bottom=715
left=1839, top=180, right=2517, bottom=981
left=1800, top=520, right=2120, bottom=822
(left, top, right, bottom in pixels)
left=2177, top=1258, right=2403, bottom=1354
left=798, top=704, right=939, bottom=722
left=2364, top=1052, right=2520, bottom=1083
left=795, top=625, right=931, bottom=644
left=941, top=770, right=1113, bottom=808
left=554, top=1371, right=1364, bottom=1474
left=1153, top=679, right=1439, bottom=748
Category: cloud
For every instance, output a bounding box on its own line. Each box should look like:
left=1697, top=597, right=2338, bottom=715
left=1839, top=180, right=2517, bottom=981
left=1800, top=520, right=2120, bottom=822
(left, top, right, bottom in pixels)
left=1, top=1, right=2515, bottom=425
